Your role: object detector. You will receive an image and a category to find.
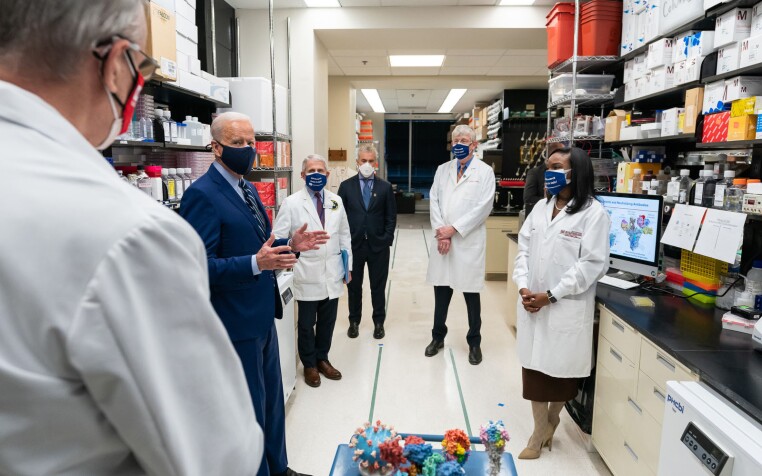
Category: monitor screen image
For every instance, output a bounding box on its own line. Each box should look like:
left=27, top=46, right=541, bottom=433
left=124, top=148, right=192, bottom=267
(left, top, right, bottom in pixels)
left=596, top=192, right=664, bottom=277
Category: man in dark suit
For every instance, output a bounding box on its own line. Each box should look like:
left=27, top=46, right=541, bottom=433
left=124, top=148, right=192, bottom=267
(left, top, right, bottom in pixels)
left=180, top=112, right=327, bottom=476
left=337, top=144, right=397, bottom=339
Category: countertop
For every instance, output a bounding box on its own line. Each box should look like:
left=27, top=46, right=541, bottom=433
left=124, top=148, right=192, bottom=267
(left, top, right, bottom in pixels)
left=596, top=285, right=762, bottom=425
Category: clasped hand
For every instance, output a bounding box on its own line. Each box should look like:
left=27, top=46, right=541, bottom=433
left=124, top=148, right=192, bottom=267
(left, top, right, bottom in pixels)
left=519, top=288, right=551, bottom=313
left=435, top=225, right=456, bottom=255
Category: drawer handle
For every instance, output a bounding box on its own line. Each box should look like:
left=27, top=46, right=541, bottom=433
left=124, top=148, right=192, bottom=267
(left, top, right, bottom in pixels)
left=609, top=348, right=623, bottom=362
left=501, top=229, right=514, bottom=233
left=612, top=319, right=625, bottom=332
left=654, top=387, right=666, bottom=402
left=656, top=353, right=676, bottom=373
left=624, top=442, right=639, bottom=462
left=628, top=397, right=643, bottom=415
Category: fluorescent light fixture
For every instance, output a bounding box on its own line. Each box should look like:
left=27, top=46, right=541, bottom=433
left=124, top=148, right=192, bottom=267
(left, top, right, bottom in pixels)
left=389, top=55, right=445, bottom=67
left=361, top=89, right=385, bottom=113
left=499, top=0, right=536, bottom=5
left=304, top=0, right=341, bottom=7
left=438, top=89, right=467, bottom=113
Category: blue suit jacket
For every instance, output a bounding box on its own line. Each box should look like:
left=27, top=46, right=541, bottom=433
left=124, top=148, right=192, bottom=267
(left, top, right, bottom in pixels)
left=180, top=164, right=286, bottom=341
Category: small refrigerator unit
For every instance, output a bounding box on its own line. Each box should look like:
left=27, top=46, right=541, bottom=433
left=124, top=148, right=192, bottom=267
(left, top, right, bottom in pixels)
left=276, top=271, right=296, bottom=403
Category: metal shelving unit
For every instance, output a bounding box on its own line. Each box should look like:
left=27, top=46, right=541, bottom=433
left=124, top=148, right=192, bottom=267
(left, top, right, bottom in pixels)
left=551, top=56, right=620, bottom=74
left=608, top=133, right=697, bottom=146
left=549, top=93, right=615, bottom=108
left=547, top=135, right=603, bottom=144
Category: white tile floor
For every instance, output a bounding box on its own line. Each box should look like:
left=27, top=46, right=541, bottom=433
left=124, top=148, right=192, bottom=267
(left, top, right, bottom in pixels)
left=284, top=214, right=613, bottom=476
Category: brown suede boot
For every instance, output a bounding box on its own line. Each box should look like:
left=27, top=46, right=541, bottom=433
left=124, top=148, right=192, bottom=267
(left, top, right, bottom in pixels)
left=518, top=401, right=552, bottom=459
left=546, top=402, right=566, bottom=450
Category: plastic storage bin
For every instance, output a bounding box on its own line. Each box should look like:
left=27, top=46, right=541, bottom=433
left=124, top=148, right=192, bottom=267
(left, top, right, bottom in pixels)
left=546, top=3, right=579, bottom=67
left=549, top=74, right=615, bottom=102
left=580, top=1, right=622, bottom=55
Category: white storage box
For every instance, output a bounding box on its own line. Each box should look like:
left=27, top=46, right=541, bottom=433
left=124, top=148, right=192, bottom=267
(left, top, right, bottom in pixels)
left=674, top=60, right=689, bottom=85
left=642, top=122, right=662, bottom=138
left=201, top=72, right=230, bottom=103
left=637, top=11, right=647, bottom=48
left=219, top=77, right=288, bottom=134
left=739, top=34, right=762, bottom=67
left=690, top=31, right=717, bottom=58
left=661, top=107, right=681, bottom=136
left=645, top=2, right=661, bottom=42
left=685, top=55, right=705, bottom=84
left=717, top=42, right=741, bottom=74
left=634, top=77, right=647, bottom=98
left=177, top=69, right=210, bottom=97
left=633, top=53, right=648, bottom=80
left=752, top=2, right=762, bottom=37
left=624, top=59, right=635, bottom=83
left=724, top=76, right=762, bottom=102
left=175, top=0, right=195, bottom=23
left=190, top=58, right=201, bottom=76
left=176, top=14, right=198, bottom=44
left=704, top=80, right=728, bottom=113
left=621, top=6, right=637, bottom=55
left=714, top=8, right=752, bottom=48
left=548, top=74, right=615, bottom=101
left=650, top=65, right=675, bottom=91
left=176, top=32, right=197, bottom=58
left=620, top=126, right=645, bottom=141
left=151, top=0, right=175, bottom=12
left=648, top=38, right=674, bottom=69
left=176, top=50, right=190, bottom=72
left=673, top=31, right=696, bottom=63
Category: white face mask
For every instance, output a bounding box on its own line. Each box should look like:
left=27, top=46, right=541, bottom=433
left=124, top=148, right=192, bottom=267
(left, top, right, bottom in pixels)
left=95, top=83, right=122, bottom=151
left=358, top=162, right=376, bottom=178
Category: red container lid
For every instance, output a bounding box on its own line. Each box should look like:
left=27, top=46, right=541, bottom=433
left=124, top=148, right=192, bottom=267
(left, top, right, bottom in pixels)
left=547, top=2, right=575, bottom=19
left=145, top=165, right=162, bottom=178
left=117, top=165, right=138, bottom=175
left=499, top=180, right=526, bottom=187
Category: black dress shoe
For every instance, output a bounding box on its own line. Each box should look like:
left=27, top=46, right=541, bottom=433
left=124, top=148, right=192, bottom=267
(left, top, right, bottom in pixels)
left=274, top=468, right=312, bottom=476
left=425, top=339, right=444, bottom=357
left=373, top=323, right=385, bottom=339
left=347, top=321, right=359, bottom=338
left=469, top=346, right=483, bottom=365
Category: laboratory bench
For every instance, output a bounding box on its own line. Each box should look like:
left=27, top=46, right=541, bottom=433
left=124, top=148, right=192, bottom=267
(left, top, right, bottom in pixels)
left=484, top=211, right=520, bottom=281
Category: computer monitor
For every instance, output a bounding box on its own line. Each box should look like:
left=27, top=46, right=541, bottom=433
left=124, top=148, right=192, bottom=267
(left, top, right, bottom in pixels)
left=596, top=192, right=664, bottom=278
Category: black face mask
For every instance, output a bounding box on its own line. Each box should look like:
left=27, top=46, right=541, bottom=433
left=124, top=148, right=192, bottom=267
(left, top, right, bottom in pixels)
left=219, top=144, right=256, bottom=175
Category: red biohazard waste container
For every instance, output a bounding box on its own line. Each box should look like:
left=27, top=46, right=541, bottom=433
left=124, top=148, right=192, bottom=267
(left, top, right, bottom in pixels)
left=546, top=3, right=578, bottom=68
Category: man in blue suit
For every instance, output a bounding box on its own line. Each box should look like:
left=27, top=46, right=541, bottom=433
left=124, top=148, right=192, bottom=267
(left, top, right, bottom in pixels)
left=180, top=112, right=326, bottom=476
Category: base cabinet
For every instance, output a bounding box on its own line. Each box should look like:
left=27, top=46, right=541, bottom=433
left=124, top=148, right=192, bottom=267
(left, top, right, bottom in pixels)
left=592, top=304, right=698, bottom=476
left=485, top=216, right=519, bottom=279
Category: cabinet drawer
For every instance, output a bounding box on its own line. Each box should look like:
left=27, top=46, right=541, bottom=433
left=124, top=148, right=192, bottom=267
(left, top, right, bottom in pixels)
left=598, top=335, right=638, bottom=397
left=599, top=306, right=641, bottom=364
left=592, top=399, right=625, bottom=474
left=486, top=216, right=519, bottom=233
left=622, top=393, right=662, bottom=474
left=596, top=364, right=632, bottom=431
left=639, top=338, right=697, bottom=390
left=637, top=370, right=667, bottom=425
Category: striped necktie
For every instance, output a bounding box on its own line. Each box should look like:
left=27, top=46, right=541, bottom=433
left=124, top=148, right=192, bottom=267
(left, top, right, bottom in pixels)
left=238, top=178, right=267, bottom=240
left=315, top=191, right=325, bottom=228
left=362, top=178, right=372, bottom=209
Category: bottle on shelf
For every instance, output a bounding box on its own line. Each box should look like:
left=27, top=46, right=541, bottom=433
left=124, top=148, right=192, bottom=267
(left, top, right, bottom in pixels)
left=725, top=178, right=746, bottom=212
left=154, top=108, right=166, bottom=142
left=116, top=170, right=130, bottom=184
left=145, top=165, right=163, bottom=202
left=701, top=173, right=718, bottom=208
left=136, top=165, right=152, bottom=196
left=162, top=168, right=176, bottom=201
left=169, top=168, right=184, bottom=201
left=745, top=260, right=762, bottom=310
left=692, top=170, right=707, bottom=205
left=181, top=168, right=192, bottom=192
left=677, top=169, right=692, bottom=204
left=630, top=168, right=643, bottom=194
left=649, top=179, right=659, bottom=195
left=656, top=169, right=670, bottom=196
left=140, top=116, right=154, bottom=142
left=713, top=170, right=735, bottom=209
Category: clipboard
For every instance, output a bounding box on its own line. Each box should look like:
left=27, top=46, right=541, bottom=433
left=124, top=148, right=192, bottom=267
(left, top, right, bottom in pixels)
left=341, top=249, right=350, bottom=282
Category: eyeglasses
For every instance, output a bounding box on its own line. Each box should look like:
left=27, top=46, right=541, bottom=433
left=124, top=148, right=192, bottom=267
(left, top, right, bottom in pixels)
left=93, top=35, right=159, bottom=81
left=452, top=138, right=472, bottom=145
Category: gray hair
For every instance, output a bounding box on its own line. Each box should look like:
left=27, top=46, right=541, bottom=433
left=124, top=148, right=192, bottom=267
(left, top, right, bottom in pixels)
left=356, top=143, right=378, bottom=161
left=0, top=0, right=144, bottom=80
left=301, top=154, right=329, bottom=173
left=211, top=112, right=253, bottom=141
left=452, top=124, right=476, bottom=142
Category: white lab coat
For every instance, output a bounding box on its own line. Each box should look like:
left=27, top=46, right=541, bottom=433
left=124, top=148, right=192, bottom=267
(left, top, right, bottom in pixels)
left=513, top=196, right=611, bottom=378
left=273, top=187, right=352, bottom=301
left=0, top=81, right=263, bottom=475
left=426, top=158, right=496, bottom=293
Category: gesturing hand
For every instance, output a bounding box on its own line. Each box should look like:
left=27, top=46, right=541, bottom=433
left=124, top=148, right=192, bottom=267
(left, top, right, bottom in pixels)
left=435, top=225, right=456, bottom=240
left=437, top=238, right=451, bottom=255
left=290, top=223, right=330, bottom=252
left=256, top=234, right=298, bottom=270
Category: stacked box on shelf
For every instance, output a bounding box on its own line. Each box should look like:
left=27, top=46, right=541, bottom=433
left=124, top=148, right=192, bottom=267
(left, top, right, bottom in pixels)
left=715, top=6, right=762, bottom=73
left=145, top=1, right=177, bottom=82
left=176, top=151, right=215, bottom=179
left=702, top=111, right=731, bottom=142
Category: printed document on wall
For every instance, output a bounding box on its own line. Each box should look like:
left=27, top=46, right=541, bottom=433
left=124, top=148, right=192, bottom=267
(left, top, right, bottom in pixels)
left=693, top=209, right=747, bottom=263
left=661, top=204, right=706, bottom=250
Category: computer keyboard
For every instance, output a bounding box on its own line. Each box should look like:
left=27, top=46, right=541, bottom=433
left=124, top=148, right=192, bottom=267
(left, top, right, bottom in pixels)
left=598, top=275, right=640, bottom=290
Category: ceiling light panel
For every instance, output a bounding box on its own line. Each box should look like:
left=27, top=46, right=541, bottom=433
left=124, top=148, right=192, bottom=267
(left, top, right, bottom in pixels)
left=389, top=55, right=445, bottom=67
left=498, top=0, right=536, bottom=5
left=304, top=0, right=341, bottom=7
left=438, top=89, right=467, bottom=113
left=361, top=89, right=386, bottom=113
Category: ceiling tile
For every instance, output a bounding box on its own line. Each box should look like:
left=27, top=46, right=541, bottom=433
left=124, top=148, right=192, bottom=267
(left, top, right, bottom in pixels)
left=386, top=49, right=446, bottom=55
left=504, top=49, right=547, bottom=56
left=439, top=66, right=489, bottom=75
left=378, top=89, right=398, bottom=99
left=341, top=66, right=392, bottom=75
left=381, top=0, right=458, bottom=5
left=457, top=0, right=499, bottom=4
left=390, top=67, right=442, bottom=75
left=333, top=56, right=389, bottom=68
left=443, top=55, right=501, bottom=67
left=445, top=48, right=507, bottom=56
left=496, top=55, right=546, bottom=68
left=487, top=66, right=546, bottom=76
left=330, top=49, right=388, bottom=57
left=339, top=0, right=382, bottom=6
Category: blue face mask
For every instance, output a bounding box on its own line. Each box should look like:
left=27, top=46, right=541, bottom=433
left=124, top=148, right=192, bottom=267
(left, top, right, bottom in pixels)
left=305, top=172, right=327, bottom=192
left=219, top=144, right=256, bottom=175
left=452, top=143, right=471, bottom=160
left=545, top=169, right=571, bottom=196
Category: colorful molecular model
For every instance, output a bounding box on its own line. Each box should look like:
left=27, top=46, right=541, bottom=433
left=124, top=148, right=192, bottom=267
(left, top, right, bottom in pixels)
left=480, top=420, right=510, bottom=476
left=350, top=421, right=400, bottom=475
left=441, top=429, right=471, bottom=465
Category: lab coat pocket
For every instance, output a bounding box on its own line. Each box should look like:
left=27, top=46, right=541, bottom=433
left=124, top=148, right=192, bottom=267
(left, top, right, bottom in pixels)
left=548, top=298, right=586, bottom=333
left=294, top=254, right=321, bottom=284
left=552, top=237, right=580, bottom=268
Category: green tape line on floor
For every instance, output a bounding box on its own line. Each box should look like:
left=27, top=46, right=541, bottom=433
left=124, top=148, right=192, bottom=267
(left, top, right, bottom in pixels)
left=368, top=345, right=383, bottom=422
left=449, top=348, right=473, bottom=438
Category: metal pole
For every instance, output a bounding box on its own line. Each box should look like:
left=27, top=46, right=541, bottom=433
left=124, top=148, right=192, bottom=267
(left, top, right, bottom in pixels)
left=408, top=113, right=413, bottom=193
left=211, top=0, right=218, bottom=75
left=570, top=0, right=580, bottom=147
left=268, top=0, right=279, bottom=209
left=287, top=17, right=293, bottom=140
left=235, top=17, right=240, bottom=76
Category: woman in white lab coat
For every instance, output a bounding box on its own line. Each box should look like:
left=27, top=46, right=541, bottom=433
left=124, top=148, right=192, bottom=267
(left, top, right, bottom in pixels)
left=513, top=147, right=610, bottom=459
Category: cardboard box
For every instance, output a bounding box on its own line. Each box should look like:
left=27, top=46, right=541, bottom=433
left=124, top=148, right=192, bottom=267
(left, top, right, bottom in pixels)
left=605, top=110, right=628, bottom=142
left=177, top=69, right=210, bottom=96
left=714, top=8, right=752, bottom=48
left=731, top=96, right=762, bottom=116
left=684, top=87, right=704, bottom=133
left=648, top=38, right=674, bottom=70
left=175, top=0, right=196, bottom=23
left=728, top=114, right=757, bottom=140
left=724, top=76, right=762, bottom=102
left=624, top=59, right=635, bottom=83
left=200, top=71, right=230, bottom=103
left=739, top=34, right=762, bottom=67
left=702, top=111, right=731, bottom=142
left=704, top=80, right=727, bottom=113
left=717, top=42, right=741, bottom=74
left=151, top=0, right=175, bottom=12
left=645, top=4, right=661, bottom=43
left=176, top=32, right=197, bottom=58
left=690, top=31, right=717, bottom=59
left=753, top=2, right=762, bottom=37
left=145, top=1, right=177, bottom=81
left=651, top=65, right=675, bottom=92
left=684, top=55, right=705, bottom=84
left=176, top=50, right=190, bottom=72
left=662, top=107, right=682, bottom=136
left=674, top=60, right=689, bottom=85
left=755, top=114, right=762, bottom=139
left=673, top=31, right=696, bottom=64
left=176, top=13, right=198, bottom=44
left=633, top=54, right=648, bottom=80
left=620, top=125, right=645, bottom=141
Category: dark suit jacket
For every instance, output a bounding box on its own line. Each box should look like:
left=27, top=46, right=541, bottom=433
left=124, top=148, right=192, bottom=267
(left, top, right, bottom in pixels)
left=337, top=174, right=397, bottom=253
left=523, top=162, right=547, bottom=216
left=180, top=164, right=287, bottom=341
